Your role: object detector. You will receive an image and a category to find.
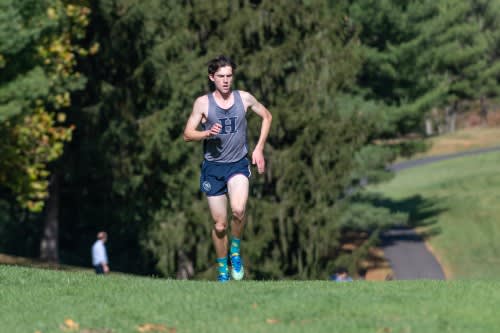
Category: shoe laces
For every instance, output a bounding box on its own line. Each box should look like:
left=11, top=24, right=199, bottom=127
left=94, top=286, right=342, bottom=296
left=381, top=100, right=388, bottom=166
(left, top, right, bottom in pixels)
left=231, top=253, right=242, bottom=272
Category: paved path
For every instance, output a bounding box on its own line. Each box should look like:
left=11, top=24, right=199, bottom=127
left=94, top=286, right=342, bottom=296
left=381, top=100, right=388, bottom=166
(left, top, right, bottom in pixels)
left=388, top=145, right=500, bottom=172
left=381, top=227, right=445, bottom=280
left=381, top=145, right=500, bottom=280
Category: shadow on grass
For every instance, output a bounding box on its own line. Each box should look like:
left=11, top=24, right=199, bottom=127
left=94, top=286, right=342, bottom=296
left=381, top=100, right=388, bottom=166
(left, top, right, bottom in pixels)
left=361, top=193, right=447, bottom=242
left=0, top=253, right=94, bottom=273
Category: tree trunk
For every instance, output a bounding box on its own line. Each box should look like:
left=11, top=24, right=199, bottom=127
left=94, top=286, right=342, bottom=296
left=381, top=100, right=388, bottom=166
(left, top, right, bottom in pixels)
left=40, top=173, right=60, bottom=263
left=448, top=112, right=456, bottom=132
left=176, top=250, right=194, bottom=279
left=446, top=103, right=457, bottom=133
left=480, top=96, right=488, bottom=126
left=425, top=118, right=433, bottom=136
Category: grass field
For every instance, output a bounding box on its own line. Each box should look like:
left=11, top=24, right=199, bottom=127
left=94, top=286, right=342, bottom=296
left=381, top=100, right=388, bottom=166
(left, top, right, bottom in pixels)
left=368, top=127, right=500, bottom=280
left=3, top=127, right=500, bottom=332
left=371, top=151, right=500, bottom=279
left=397, top=126, right=500, bottom=162
left=2, top=265, right=500, bottom=333
left=424, top=127, right=500, bottom=156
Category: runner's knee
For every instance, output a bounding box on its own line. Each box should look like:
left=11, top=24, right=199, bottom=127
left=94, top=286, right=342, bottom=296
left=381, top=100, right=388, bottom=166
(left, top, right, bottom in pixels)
left=232, top=207, right=245, bottom=222
left=213, top=221, right=227, bottom=234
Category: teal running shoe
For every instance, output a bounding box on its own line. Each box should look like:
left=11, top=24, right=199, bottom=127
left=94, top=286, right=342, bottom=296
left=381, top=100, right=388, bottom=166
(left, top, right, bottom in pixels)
left=217, top=272, right=230, bottom=283
left=230, top=252, right=244, bottom=280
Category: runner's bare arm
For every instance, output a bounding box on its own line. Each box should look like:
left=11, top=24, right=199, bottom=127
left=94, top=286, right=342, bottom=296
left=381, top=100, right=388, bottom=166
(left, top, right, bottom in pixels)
left=241, top=91, right=272, bottom=173
left=183, top=96, right=221, bottom=142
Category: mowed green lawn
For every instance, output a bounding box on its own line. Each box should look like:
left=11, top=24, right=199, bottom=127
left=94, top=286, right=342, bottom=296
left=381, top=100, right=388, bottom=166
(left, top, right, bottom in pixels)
left=371, top=151, right=500, bottom=279
left=2, top=265, right=500, bottom=333
left=395, top=126, right=500, bottom=162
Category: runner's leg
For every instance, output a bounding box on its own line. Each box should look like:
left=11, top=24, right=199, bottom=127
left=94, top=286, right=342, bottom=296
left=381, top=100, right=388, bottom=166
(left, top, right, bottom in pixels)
left=227, top=174, right=249, bottom=280
left=227, top=174, right=249, bottom=238
left=207, top=194, right=229, bottom=259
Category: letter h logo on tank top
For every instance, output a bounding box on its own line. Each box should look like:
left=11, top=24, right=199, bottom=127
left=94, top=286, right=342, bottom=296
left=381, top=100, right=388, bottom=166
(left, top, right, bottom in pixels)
left=218, top=117, right=238, bottom=134
left=204, top=90, right=247, bottom=162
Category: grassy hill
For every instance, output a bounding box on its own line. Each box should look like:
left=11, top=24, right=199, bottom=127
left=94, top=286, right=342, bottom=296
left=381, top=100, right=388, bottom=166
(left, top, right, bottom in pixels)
left=367, top=127, right=500, bottom=279
left=2, top=265, right=500, bottom=333
left=2, top=128, right=500, bottom=333
left=371, top=150, right=500, bottom=279
left=397, top=127, right=500, bottom=162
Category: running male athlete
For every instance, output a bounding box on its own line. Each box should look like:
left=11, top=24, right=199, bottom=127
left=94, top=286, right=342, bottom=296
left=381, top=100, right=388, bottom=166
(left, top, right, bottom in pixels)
left=183, top=55, right=272, bottom=282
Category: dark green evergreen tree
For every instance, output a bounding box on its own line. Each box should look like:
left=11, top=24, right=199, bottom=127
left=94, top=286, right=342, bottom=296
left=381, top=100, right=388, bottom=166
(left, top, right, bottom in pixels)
left=348, top=0, right=500, bottom=135
left=139, top=0, right=397, bottom=279
left=60, top=0, right=376, bottom=278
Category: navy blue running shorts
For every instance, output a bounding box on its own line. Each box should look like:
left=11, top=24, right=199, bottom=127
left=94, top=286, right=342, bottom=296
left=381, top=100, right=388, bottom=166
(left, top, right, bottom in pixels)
left=200, top=157, right=251, bottom=196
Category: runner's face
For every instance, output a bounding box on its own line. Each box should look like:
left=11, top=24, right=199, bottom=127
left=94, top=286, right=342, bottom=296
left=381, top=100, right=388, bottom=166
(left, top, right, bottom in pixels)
left=209, top=66, right=233, bottom=94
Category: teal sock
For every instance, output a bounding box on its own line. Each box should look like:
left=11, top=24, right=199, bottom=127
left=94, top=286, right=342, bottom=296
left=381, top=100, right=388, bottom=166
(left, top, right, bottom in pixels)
left=230, top=237, right=241, bottom=255
left=216, top=257, right=228, bottom=275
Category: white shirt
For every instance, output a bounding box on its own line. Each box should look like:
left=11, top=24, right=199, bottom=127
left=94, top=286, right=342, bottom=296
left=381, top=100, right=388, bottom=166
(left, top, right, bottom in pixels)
left=92, top=240, right=108, bottom=266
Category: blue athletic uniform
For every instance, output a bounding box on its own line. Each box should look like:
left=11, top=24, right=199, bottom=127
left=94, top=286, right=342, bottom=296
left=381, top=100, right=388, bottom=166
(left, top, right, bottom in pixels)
left=200, top=90, right=251, bottom=196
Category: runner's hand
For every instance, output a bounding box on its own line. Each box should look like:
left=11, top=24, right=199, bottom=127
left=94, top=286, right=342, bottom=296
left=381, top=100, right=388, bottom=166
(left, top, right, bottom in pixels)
left=252, top=149, right=265, bottom=174
left=207, top=123, right=222, bottom=137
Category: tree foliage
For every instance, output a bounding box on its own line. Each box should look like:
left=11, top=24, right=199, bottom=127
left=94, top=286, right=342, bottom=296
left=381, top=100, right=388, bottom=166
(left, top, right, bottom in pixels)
left=60, top=0, right=392, bottom=279
left=348, top=0, right=500, bottom=134
left=4, top=0, right=500, bottom=279
left=0, top=0, right=93, bottom=211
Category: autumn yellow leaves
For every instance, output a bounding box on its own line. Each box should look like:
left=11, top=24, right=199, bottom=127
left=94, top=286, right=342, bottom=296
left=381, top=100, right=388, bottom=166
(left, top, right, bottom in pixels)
left=34, top=318, right=177, bottom=333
